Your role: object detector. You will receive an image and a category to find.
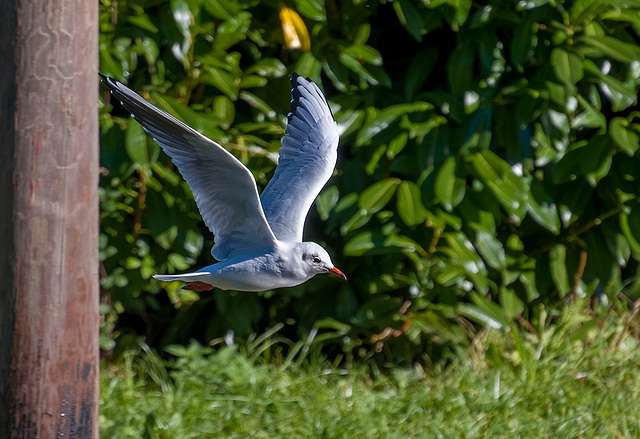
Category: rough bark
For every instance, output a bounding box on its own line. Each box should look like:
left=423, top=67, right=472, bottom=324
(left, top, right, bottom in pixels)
left=0, top=0, right=99, bottom=437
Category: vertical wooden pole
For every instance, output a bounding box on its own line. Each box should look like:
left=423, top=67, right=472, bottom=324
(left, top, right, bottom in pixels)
left=0, top=0, right=18, bottom=434
left=0, top=0, right=99, bottom=437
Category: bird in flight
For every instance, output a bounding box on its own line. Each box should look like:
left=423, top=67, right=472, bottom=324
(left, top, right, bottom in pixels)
left=101, top=73, right=346, bottom=292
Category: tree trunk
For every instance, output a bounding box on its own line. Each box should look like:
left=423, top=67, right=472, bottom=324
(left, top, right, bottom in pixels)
left=0, top=0, right=99, bottom=437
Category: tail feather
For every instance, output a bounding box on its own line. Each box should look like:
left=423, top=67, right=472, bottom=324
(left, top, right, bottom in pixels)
left=154, top=272, right=212, bottom=282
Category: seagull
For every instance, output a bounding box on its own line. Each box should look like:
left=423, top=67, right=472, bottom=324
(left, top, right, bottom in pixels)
left=101, top=73, right=346, bottom=292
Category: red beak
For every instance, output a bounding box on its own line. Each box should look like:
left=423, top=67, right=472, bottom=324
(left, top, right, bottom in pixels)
left=328, top=266, right=347, bottom=281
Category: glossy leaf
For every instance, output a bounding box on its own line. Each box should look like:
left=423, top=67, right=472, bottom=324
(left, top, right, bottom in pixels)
left=342, top=44, right=383, bottom=66
left=343, top=231, right=420, bottom=256
left=387, top=132, right=409, bottom=159
left=356, top=102, right=431, bottom=146
left=551, top=48, right=584, bottom=85
left=359, top=178, right=401, bottom=214
left=499, top=287, right=524, bottom=319
left=579, top=135, right=613, bottom=187
left=620, top=210, right=640, bottom=259
left=295, top=0, right=326, bottom=21
left=469, top=151, right=527, bottom=223
left=125, top=120, right=150, bottom=165
left=549, top=244, right=570, bottom=295
left=475, top=230, right=506, bottom=270
left=393, top=0, right=424, bottom=41
left=397, top=181, right=428, bottom=226
left=527, top=179, right=561, bottom=234
left=610, top=118, right=639, bottom=156
left=434, top=156, right=466, bottom=212
left=461, top=292, right=508, bottom=329
left=580, top=35, right=640, bottom=63
left=441, top=232, right=488, bottom=293
left=127, top=14, right=159, bottom=33
left=315, top=186, right=339, bottom=221
left=245, top=58, right=287, bottom=78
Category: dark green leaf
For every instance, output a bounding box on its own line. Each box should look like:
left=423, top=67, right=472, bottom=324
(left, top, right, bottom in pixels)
left=239, top=75, right=268, bottom=88
left=551, top=48, right=584, bottom=85
left=356, top=102, right=431, bottom=146
left=571, top=95, right=606, bottom=129
left=315, top=186, right=339, bottom=221
left=434, top=156, right=466, bottom=212
left=620, top=210, right=640, bottom=259
left=393, top=0, right=424, bottom=41
left=245, top=59, right=287, bottom=78
left=580, top=35, right=640, bottom=63
left=342, top=44, right=383, bottom=66
left=127, top=14, right=159, bottom=33
left=475, top=230, right=506, bottom=270
left=397, top=181, right=428, bottom=226
left=584, top=232, right=613, bottom=282
left=295, top=52, right=323, bottom=79
left=549, top=244, right=570, bottom=294
left=511, top=16, right=536, bottom=69
left=499, top=287, right=524, bottom=319
left=212, top=95, right=235, bottom=130
left=470, top=151, right=527, bottom=223
left=239, top=91, right=276, bottom=119
left=579, top=135, right=613, bottom=187
left=201, top=68, right=239, bottom=99
left=387, top=132, right=409, bottom=159
left=404, top=48, right=437, bottom=99
left=460, top=292, right=508, bottom=329
left=359, top=178, right=401, bottom=214
left=343, top=231, right=420, bottom=256
left=610, top=118, right=639, bottom=156
left=125, top=121, right=150, bottom=165
left=448, top=46, right=475, bottom=95
left=294, top=0, right=326, bottom=21
left=528, top=179, right=561, bottom=234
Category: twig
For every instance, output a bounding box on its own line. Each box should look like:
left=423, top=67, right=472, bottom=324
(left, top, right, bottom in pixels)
left=571, top=250, right=587, bottom=303
left=609, top=298, right=640, bottom=352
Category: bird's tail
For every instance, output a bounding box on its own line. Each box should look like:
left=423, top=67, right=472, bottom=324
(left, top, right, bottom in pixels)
left=154, top=272, right=211, bottom=282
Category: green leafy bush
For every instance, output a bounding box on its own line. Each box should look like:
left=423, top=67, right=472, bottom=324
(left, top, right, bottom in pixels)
left=99, top=0, right=640, bottom=364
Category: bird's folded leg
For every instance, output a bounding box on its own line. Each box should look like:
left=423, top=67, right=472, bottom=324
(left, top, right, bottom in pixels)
left=183, top=281, right=216, bottom=292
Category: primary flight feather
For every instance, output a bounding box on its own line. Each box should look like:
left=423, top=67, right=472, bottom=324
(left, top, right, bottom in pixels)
left=101, top=73, right=345, bottom=292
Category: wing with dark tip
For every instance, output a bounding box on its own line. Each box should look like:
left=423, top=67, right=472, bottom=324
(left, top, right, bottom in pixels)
left=100, top=75, right=277, bottom=260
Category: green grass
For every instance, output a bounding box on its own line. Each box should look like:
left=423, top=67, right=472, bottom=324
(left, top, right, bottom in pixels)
left=101, top=309, right=640, bottom=438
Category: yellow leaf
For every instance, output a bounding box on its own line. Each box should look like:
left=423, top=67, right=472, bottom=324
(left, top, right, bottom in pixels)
left=279, top=6, right=310, bottom=51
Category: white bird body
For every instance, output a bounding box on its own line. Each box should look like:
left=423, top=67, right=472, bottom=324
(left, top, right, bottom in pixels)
left=171, top=242, right=333, bottom=292
left=101, top=73, right=346, bottom=291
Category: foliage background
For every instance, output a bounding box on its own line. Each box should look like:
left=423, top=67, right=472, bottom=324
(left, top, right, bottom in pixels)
left=99, top=0, right=640, bottom=365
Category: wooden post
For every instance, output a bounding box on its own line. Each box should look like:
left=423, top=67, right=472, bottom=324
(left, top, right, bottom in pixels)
left=0, top=0, right=99, bottom=437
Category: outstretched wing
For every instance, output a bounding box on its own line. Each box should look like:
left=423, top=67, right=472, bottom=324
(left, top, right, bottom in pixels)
left=260, top=74, right=339, bottom=242
left=101, top=75, right=277, bottom=261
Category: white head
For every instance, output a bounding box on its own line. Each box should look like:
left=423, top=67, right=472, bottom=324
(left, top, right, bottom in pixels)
left=297, top=242, right=347, bottom=281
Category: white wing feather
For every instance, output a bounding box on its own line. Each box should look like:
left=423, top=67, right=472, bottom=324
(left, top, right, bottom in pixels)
left=101, top=76, right=277, bottom=260
left=260, top=74, right=339, bottom=242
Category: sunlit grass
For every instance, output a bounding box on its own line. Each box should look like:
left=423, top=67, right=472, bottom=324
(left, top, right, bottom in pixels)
left=100, top=306, right=640, bottom=438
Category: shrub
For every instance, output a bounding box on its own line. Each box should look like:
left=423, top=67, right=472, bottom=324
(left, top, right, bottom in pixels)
left=99, top=0, right=640, bottom=364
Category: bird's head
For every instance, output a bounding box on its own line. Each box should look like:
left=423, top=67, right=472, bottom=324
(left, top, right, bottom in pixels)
left=298, top=242, right=347, bottom=281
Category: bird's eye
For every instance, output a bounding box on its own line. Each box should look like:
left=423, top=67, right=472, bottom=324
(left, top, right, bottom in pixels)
left=312, top=256, right=321, bottom=264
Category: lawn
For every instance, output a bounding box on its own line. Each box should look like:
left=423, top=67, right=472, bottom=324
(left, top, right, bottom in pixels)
left=100, top=308, right=640, bottom=438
